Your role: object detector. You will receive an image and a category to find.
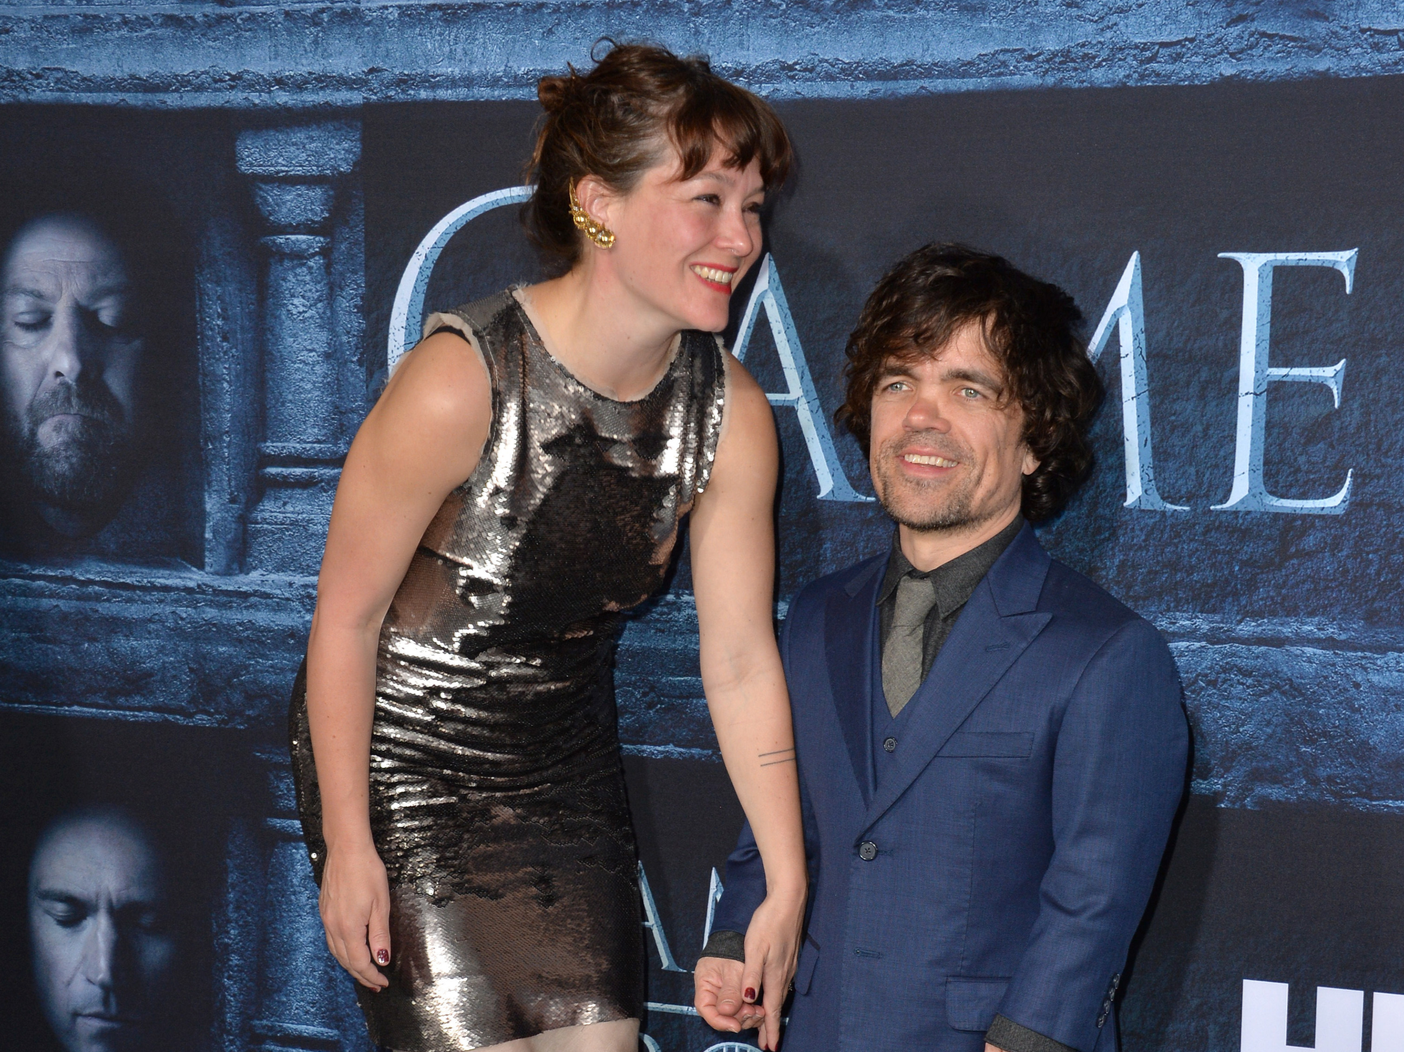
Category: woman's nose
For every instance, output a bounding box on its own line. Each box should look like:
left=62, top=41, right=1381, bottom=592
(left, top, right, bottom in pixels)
left=716, top=207, right=757, bottom=259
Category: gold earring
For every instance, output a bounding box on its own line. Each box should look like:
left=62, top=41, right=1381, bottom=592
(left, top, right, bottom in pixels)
left=569, top=181, right=616, bottom=249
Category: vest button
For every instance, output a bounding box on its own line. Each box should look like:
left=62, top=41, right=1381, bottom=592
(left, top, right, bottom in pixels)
left=858, top=841, right=878, bottom=861
left=883, top=737, right=897, bottom=753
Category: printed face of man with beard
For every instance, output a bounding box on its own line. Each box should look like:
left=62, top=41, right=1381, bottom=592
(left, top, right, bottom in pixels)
left=27, top=809, right=180, bottom=1052
left=1, top=214, right=144, bottom=537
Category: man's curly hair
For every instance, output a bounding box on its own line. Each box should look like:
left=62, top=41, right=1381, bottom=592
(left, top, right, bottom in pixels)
left=836, top=244, right=1104, bottom=523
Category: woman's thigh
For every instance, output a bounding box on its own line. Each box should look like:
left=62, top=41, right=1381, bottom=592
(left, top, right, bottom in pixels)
left=470, top=1017, right=640, bottom=1052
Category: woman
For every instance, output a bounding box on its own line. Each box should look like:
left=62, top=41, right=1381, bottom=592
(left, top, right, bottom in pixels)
left=289, top=43, right=806, bottom=1052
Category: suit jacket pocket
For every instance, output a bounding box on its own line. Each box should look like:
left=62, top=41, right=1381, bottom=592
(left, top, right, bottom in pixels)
left=946, top=976, right=1011, bottom=1031
left=936, top=731, right=1034, bottom=758
left=795, top=934, right=820, bottom=996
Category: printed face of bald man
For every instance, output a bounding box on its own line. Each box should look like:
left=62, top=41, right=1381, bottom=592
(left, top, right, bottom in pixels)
left=1, top=215, right=145, bottom=536
left=27, top=810, right=179, bottom=1052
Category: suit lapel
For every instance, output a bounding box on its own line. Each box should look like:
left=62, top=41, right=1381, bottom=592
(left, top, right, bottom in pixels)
left=823, top=557, right=884, bottom=806
left=861, top=525, right=1054, bottom=832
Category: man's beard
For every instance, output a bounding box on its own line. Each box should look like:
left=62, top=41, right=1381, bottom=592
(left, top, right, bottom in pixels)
left=12, top=380, right=136, bottom=519
left=872, top=431, right=990, bottom=533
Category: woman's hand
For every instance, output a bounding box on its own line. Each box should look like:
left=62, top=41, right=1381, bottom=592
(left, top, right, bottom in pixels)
left=690, top=358, right=808, bottom=1049
left=318, top=840, right=393, bottom=990
left=739, top=886, right=806, bottom=1050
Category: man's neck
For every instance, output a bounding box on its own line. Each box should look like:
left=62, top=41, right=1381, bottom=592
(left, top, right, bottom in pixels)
left=898, top=507, right=1023, bottom=573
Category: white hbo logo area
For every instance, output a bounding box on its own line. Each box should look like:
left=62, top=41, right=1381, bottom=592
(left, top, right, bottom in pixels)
left=1243, top=981, right=1404, bottom=1052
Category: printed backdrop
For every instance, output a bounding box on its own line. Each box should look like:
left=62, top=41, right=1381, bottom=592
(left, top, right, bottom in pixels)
left=2, top=37, right=1404, bottom=1052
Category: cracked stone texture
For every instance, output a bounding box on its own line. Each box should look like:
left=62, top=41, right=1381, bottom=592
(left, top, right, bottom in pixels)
left=1, top=1, right=1403, bottom=107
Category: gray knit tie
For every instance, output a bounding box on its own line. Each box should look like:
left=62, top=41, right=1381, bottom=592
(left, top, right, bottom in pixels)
left=882, top=574, right=937, bottom=717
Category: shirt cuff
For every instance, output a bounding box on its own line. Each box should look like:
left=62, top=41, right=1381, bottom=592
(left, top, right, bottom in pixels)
left=697, top=929, right=746, bottom=965
left=986, top=1014, right=1079, bottom=1052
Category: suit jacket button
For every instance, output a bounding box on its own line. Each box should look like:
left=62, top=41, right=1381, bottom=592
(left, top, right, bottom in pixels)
left=883, top=737, right=897, bottom=753
left=858, top=841, right=878, bottom=861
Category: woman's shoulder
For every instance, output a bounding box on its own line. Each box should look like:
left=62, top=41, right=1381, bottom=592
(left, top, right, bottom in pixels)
left=423, top=286, right=521, bottom=349
left=378, top=326, right=494, bottom=438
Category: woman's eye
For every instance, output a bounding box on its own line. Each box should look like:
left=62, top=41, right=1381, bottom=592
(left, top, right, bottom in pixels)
left=695, top=194, right=721, bottom=206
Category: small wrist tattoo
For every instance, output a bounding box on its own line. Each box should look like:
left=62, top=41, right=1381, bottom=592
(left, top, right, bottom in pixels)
left=759, top=747, right=796, bottom=767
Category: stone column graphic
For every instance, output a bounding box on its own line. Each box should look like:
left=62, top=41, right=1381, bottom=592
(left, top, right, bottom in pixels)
left=250, top=747, right=349, bottom=1052
left=236, top=120, right=361, bottom=575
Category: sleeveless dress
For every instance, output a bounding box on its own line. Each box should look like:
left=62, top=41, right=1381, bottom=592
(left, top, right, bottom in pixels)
left=288, top=288, right=726, bottom=1051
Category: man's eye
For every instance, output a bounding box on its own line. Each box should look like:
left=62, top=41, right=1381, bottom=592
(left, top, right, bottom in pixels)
left=45, top=904, right=87, bottom=927
left=122, top=909, right=164, bottom=934
left=11, top=312, right=50, bottom=333
left=961, top=387, right=982, bottom=399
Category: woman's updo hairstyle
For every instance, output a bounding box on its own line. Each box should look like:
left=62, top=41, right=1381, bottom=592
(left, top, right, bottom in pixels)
left=525, top=41, right=793, bottom=265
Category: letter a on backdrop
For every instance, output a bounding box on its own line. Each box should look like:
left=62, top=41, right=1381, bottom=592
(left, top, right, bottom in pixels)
left=733, top=255, right=872, bottom=503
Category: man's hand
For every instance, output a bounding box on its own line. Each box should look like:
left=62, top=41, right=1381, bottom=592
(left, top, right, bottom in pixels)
left=695, top=956, right=766, bottom=1036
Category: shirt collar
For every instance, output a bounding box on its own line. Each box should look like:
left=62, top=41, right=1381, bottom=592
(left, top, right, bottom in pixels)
left=877, top=515, right=1026, bottom=619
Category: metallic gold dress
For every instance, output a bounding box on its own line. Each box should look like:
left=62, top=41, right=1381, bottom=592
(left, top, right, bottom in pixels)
left=289, top=288, right=726, bottom=1051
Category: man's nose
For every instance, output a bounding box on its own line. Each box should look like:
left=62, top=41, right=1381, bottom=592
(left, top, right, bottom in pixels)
left=43, top=301, right=96, bottom=385
left=80, top=911, right=119, bottom=990
left=904, top=390, right=951, bottom=432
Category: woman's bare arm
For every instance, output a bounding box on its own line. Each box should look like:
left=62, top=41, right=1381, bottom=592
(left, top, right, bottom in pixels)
left=688, top=354, right=807, bottom=1051
left=304, top=330, right=491, bottom=989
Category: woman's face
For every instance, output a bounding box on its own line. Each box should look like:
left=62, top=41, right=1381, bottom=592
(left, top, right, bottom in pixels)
left=592, top=145, right=767, bottom=334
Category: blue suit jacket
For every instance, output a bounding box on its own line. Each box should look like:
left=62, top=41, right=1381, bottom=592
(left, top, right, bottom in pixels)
left=712, top=526, right=1188, bottom=1052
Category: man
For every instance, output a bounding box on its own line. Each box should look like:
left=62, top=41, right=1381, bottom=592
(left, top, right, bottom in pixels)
left=1, top=210, right=150, bottom=542
left=27, top=806, right=184, bottom=1052
left=695, top=244, right=1188, bottom=1052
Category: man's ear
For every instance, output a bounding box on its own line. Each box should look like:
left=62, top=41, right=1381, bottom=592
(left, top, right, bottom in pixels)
left=1021, top=446, right=1041, bottom=476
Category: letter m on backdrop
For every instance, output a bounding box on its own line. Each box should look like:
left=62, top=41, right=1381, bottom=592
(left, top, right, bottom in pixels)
left=1088, top=252, right=1186, bottom=512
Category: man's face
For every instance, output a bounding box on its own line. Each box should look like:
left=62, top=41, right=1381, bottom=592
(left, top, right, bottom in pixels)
left=868, top=320, right=1038, bottom=534
left=1, top=215, right=144, bottom=530
left=27, top=813, right=178, bottom=1052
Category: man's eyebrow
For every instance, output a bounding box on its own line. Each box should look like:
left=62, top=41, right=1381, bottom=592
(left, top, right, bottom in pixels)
left=4, top=286, right=54, bottom=300
left=944, top=367, right=1005, bottom=391
left=33, top=889, right=89, bottom=904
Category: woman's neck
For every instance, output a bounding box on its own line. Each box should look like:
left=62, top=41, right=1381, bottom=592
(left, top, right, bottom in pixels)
left=523, top=260, right=681, bottom=402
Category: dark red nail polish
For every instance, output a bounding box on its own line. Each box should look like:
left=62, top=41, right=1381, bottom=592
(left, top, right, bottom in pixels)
left=376, top=949, right=389, bottom=965
left=744, top=986, right=756, bottom=1001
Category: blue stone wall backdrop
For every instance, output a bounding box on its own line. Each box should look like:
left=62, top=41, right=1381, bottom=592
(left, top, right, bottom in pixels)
left=2, top=6, right=1403, bottom=1052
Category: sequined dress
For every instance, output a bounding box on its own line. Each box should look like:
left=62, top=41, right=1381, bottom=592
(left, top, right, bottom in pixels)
left=289, top=288, right=726, bottom=1051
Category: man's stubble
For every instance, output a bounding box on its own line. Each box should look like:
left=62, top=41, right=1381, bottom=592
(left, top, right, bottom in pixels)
left=6, top=378, right=136, bottom=520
